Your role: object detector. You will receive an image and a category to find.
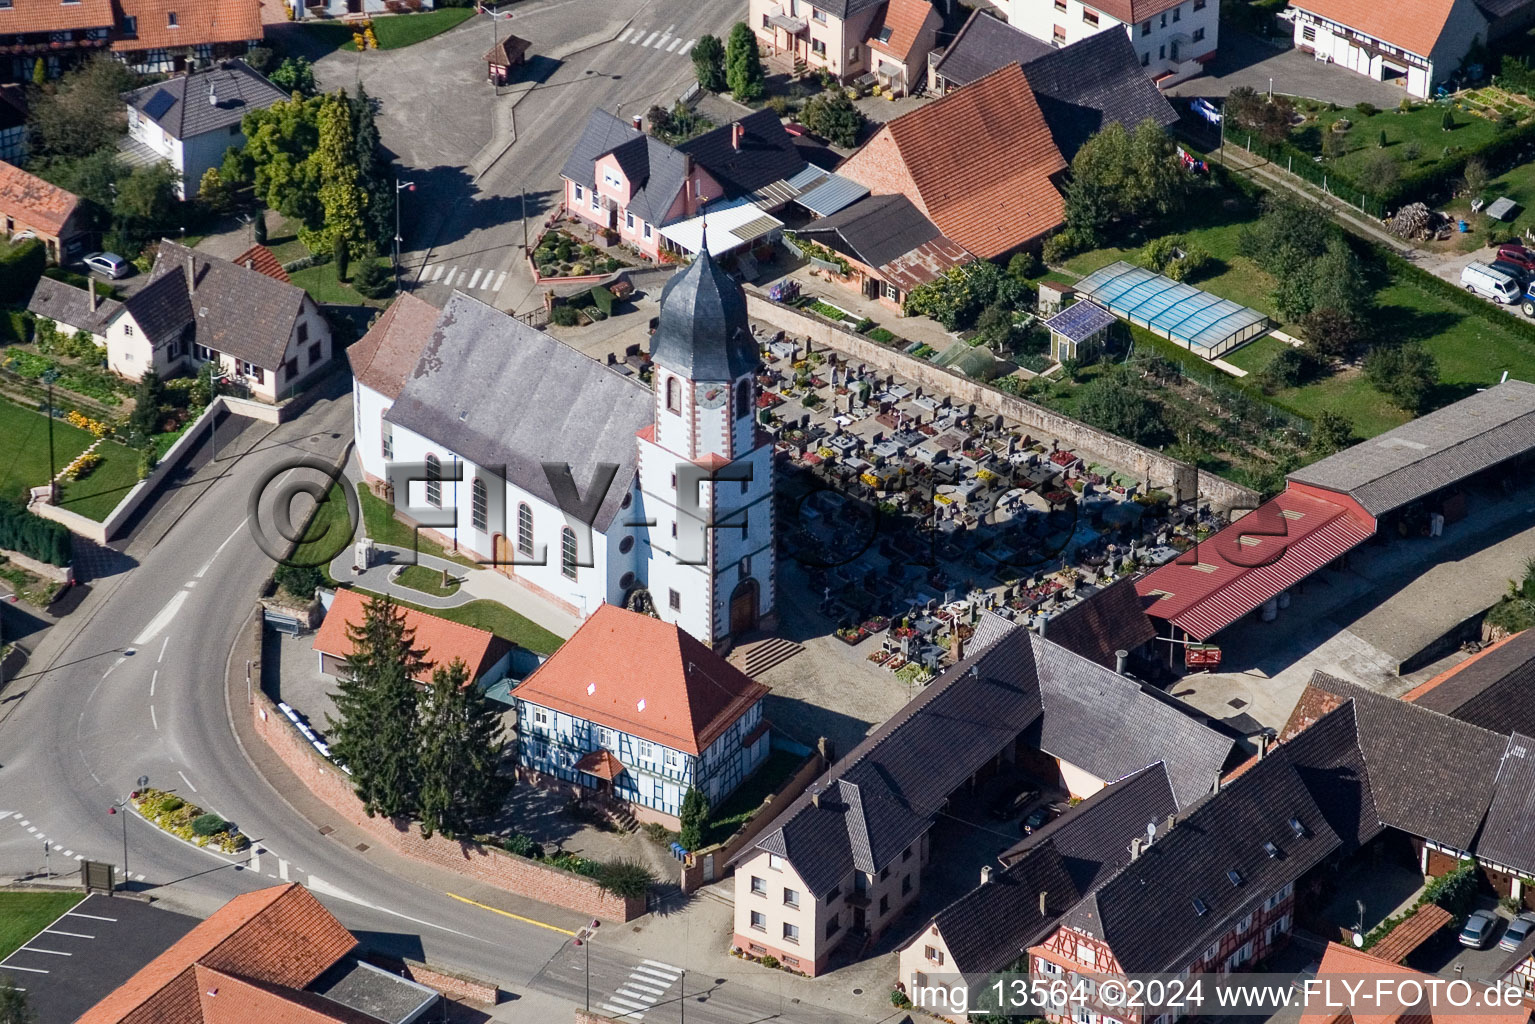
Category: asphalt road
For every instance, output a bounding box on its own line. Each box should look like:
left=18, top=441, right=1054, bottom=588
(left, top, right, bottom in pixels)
left=0, top=391, right=877, bottom=1024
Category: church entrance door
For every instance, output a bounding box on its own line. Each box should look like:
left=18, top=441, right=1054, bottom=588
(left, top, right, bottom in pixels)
left=729, top=578, right=759, bottom=635
left=493, top=533, right=513, bottom=577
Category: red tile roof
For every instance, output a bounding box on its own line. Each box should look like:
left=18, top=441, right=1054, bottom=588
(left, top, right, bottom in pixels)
left=866, top=0, right=941, bottom=66
left=0, top=0, right=115, bottom=34
left=311, top=589, right=513, bottom=685
left=1290, top=0, right=1456, bottom=58
left=0, top=158, right=80, bottom=238
left=512, top=604, right=769, bottom=755
left=231, top=244, right=291, bottom=284
left=111, top=0, right=262, bottom=52
left=346, top=292, right=440, bottom=401
left=1366, top=903, right=1451, bottom=964
left=78, top=885, right=357, bottom=1024
left=574, top=748, right=626, bottom=780
left=1092, top=0, right=1190, bottom=23
left=1302, top=941, right=1531, bottom=1024
left=839, top=63, right=1066, bottom=257
left=1135, top=489, right=1374, bottom=642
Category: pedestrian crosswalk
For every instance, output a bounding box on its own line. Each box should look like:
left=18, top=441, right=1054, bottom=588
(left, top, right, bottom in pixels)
left=615, top=24, right=696, bottom=56
left=601, top=958, right=683, bottom=1021
left=420, top=263, right=508, bottom=294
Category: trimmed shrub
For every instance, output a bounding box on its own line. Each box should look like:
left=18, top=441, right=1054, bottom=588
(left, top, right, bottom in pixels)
left=597, top=859, right=654, bottom=898
left=191, top=813, right=228, bottom=836
left=0, top=499, right=73, bottom=567
left=589, top=285, right=614, bottom=316
left=0, top=238, right=46, bottom=304
left=500, top=832, right=543, bottom=859
left=549, top=305, right=580, bottom=327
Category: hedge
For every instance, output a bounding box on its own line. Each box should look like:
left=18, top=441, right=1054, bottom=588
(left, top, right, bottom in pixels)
left=0, top=238, right=46, bottom=304
left=1379, top=250, right=1535, bottom=347
left=0, top=499, right=72, bottom=567
left=589, top=285, right=614, bottom=316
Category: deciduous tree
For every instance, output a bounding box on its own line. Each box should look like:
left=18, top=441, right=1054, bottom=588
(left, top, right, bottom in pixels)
left=1310, top=410, right=1355, bottom=454
left=801, top=88, right=864, bottom=147
left=1364, top=342, right=1438, bottom=412
left=0, top=978, right=32, bottom=1024
left=416, top=658, right=509, bottom=840
left=27, top=56, right=136, bottom=160
left=1064, top=120, right=1190, bottom=246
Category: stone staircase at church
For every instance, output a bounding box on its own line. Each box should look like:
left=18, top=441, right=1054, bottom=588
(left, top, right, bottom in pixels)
left=730, top=637, right=805, bottom=678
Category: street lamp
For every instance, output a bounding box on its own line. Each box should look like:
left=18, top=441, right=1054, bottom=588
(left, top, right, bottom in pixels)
left=107, top=774, right=149, bottom=890
left=41, top=367, right=59, bottom=501
left=571, top=919, right=600, bottom=1011
left=393, top=178, right=416, bottom=293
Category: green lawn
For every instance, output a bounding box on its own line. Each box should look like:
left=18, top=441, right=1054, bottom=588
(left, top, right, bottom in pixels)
left=357, top=481, right=479, bottom=568
left=287, top=258, right=391, bottom=307
left=0, top=398, right=139, bottom=521
left=0, top=891, right=84, bottom=961
left=702, top=749, right=807, bottom=848
left=298, top=7, right=474, bottom=53
left=359, top=587, right=563, bottom=654
left=291, top=482, right=357, bottom=579
left=396, top=563, right=461, bottom=597
left=1285, top=97, right=1505, bottom=183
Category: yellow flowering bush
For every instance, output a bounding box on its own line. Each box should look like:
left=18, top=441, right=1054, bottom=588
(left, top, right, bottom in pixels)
left=62, top=452, right=101, bottom=480
left=133, top=787, right=249, bottom=853
left=65, top=411, right=110, bottom=437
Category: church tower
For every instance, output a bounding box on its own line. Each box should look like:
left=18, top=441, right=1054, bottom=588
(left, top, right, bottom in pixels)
left=636, top=236, right=776, bottom=647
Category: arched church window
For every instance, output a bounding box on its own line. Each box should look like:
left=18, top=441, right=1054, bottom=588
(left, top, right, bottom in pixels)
left=425, top=453, right=441, bottom=509
left=561, top=527, right=578, bottom=580
left=666, top=376, right=681, bottom=412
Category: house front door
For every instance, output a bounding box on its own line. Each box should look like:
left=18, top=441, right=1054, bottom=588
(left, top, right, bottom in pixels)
left=852, top=907, right=865, bottom=930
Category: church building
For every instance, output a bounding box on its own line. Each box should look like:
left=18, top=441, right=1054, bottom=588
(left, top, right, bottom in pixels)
left=348, top=241, right=776, bottom=647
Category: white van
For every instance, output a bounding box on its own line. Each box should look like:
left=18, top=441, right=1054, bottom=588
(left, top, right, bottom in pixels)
left=1462, top=261, right=1522, bottom=304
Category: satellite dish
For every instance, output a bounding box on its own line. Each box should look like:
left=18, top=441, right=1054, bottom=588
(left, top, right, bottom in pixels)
left=1352, top=931, right=1364, bottom=948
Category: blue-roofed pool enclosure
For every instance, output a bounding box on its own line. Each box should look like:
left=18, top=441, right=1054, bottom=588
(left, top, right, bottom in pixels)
left=1073, top=261, right=1271, bottom=359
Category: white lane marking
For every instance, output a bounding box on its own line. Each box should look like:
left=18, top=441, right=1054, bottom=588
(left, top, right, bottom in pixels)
left=628, top=31, right=644, bottom=44
left=25, top=826, right=35, bottom=833
left=43, top=930, right=93, bottom=939
left=617, top=987, right=658, bottom=1003
left=133, top=874, right=144, bottom=881
left=678, top=38, right=695, bottom=54
left=607, top=995, right=649, bottom=1011
left=617, top=26, right=633, bottom=42
left=0, top=812, right=13, bottom=820
left=0, top=965, right=47, bottom=974
left=279, top=858, right=290, bottom=882
left=249, top=849, right=260, bottom=873
left=73, top=855, right=83, bottom=861
left=444, top=266, right=458, bottom=286
left=665, top=37, right=682, bottom=51
left=305, top=876, right=481, bottom=939
left=633, top=966, right=677, bottom=982
left=157, top=636, right=169, bottom=663
left=19, top=820, right=28, bottom=826
left=642, top=959, right=681, bottom=972
left=19, top=947, right=70, bottom=956
left=149, top=706, right=157, bottom=730
left=427, top=263, right=443, bottom=282
left=198, top=517, right=250, bottom=578
left=176, top=770, right=197, bottom=793
left=63, top=912, right=115, bottom=922
left=492, top=271, right=507, bottom=291
left=641, top=31, right=659, bottom=45
left=150, top=671, right=157, bottom=697
left=467, top=268, right=483, bottom=289
left=102, top=657, right=125, bottom=679
left=623, top=980, right=666, bottom=996
left=62, top=850, right=73, bottom=858
left=132, top=590, right=189, bottom=646
left=601, top=1006, right=643, bottom=1020
left=184, top=581, right=196, bottom=589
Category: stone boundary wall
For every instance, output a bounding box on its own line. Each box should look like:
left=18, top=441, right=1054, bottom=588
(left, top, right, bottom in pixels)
left=678, top=750, right=825, bottom=894
left=361, top=953, right=500, bottom=1005
left=744, top=289, right=1261, bottom=511
left=0, top=547, right=71, bottom=584
left=249, top=682, right=644, bottom=922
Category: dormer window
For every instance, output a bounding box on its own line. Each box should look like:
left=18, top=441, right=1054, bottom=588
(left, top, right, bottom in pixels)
left=167, top=10, right=177, bottom=26
left=123, top=13, right=136, bottom=31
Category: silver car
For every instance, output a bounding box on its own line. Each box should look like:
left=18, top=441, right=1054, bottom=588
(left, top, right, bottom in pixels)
left=1499, top=912, right=1535, bottom=952
left=83, top=252, right=130, bottom=279
left=1459, top=909, right=1499, bottom=949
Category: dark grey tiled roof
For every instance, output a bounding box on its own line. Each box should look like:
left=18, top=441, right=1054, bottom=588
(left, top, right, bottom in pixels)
left=819, top=0, right=887, bottom=18
left=930, top=9, right=1051, bottom=89
left=144, top=240, right=307, bottom=368
left=1412, top=630, right=1535, bottom=737
left=968, top=609, right=1020, bottom=656
left=560, top=110, right=692, bottom=226
left=1042, top=578, right=1157, bottom=669
left=650, top=245, right=759, bottom=382
left=1306, top=672, right=1506, bottom=850
left=1287, top=378, right=1535, bottom=517
left=1033, top=635, right=1233, bottom=809
left=122, top=60, right=286, bottom=141
left=26, top=275, right=122, bottom=336
left=385, top=292, right=653, bottom=532
left=119, top=263, right=193, bottom=347
left=738, top=628, right=1230, bottom=896
left=1278, top=699, right=1382, bottom=852
left=929, top=843, right=1085, bottom=977
left=561, top=108, right=643, bottom=188
left=1000, top=761, right=1177, bottom=882
left=1020, top=30, right=1179, bottom=159
left=677, top=109, right=806, bottom=198
left=1061, top=751, right=1342, bottom=974
left=795, top=193, right=944, bottom=270
left=1476, top=732, right=1535, bottom=875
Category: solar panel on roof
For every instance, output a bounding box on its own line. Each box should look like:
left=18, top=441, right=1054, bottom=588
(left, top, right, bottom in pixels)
left=143, top=89, right=176, bottom=121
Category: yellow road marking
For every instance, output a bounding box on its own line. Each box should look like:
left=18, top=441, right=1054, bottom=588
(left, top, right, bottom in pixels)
left=444, top=892, right=577, bottom=935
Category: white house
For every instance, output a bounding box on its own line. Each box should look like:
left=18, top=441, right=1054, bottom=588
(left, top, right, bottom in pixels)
left=121, top=60, right=287, bottom=199
left=25, top=276, right=122, bottom=347
left=100, top=240, right=333, bottom=402
left=511, top=603, right=771, bottom=824
left=1288, top=0, right=1486, bottom=99
left=1004, top=0, right=1217, bottom=85
left=358, top=242, right=777, bottom=648
left=293, top=0, right=435, bottom=19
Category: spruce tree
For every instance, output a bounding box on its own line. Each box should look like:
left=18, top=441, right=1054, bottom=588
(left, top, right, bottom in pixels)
left=352, top=84, right=394, bottom=250
left=691, top=34, right=726, bottom=93
left=327, top=595, right=426, bottom=818
left=678, top=786, right=710, bottom=851
left=725, top=23, right=765, bottom=102
left=416, top=658, right=509, bottom=839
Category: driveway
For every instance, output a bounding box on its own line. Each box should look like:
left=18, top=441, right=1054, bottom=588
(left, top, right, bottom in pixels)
left=1166, top=31, right=1410, bottom=107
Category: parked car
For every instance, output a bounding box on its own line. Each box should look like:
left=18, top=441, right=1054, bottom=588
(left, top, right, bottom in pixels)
left=1491, top=259, right=1531, bottom=287
left=1459, top=909, right=1500, bottom=948
left=1497, top=243, right=1535, bottom=274
left=1462, top=261, right=1521, bottom=303
left=987, top=784, right=1040, bottom=821
left=1020, top=805, right=1057, bottom=835
left=83, top=252, right=130, bottom=279
left=1499, top=912, right=1535, bottom=952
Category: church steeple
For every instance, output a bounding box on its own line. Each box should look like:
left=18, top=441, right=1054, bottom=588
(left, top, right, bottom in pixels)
left=649, top=238, right=758, bottom=382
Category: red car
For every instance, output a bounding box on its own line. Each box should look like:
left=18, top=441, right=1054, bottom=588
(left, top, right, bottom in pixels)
left=1497, top=243, right=1535, bottom=274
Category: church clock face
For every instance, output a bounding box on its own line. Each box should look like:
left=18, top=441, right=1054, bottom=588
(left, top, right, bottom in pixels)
left=697, top=382, right=728, bottom=409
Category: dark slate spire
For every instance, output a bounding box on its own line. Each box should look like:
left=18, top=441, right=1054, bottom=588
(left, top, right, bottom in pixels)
left=650, top=234, right=758, bottom=382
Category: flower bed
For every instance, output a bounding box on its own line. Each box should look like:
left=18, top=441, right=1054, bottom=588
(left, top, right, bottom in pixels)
left=532, top=228, right=629, bottom=280
left=133, top=787, right=249, bottom=853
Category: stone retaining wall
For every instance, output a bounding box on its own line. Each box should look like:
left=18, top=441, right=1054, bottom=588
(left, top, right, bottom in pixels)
left=744, top=289, right=1261, bottom=511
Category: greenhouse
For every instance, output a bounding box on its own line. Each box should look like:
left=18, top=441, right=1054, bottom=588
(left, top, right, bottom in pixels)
left=1072, top=261, right=1271, bottom=359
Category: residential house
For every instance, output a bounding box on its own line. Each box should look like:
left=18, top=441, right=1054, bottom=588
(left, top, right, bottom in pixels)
left=25, top=276, right=123, bottom=346
left=365, top=243, right=776, bottom=646
left=749, top=0, right=886, bottom=81
left=560, top=108, right=809, bottom=262
left=1306, top=942, right=1533, bottom=1024
left=348, top=292, right=441, bottom=484
left=0, top=0, right=116, bottom=82
left=111, top=0, right=263, bottom=75
left=0, top=84, right=27, bottom=163
left=296, top=0, right=436, bottom=19
left=122, top=60, right=287, bottom=198
left=512, top=603, right=770, bottom=823
left=864, top=0, right=941, bottom=96
left=835, top=62, right=1068, bottom=259
left=0, top=158, right=89, bottom=262
left=792, top=192, right=972, bottom=310
left=728, top=625, right=1233, bottom=975
left=1288, top=0, right=1492, bottom=99
left=100, top=240, right=333, bottom=401
left=928, top=9, right=1051, bottom=95
left=311, top=588, right=517, bottom=689
left=1003, top=0, right=1217, bottom=86
left=76, top=883, right=440, bottom=1024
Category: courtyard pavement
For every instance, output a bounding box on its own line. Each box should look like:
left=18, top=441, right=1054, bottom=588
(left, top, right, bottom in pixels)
left=1166, top=31, right=1410, bottom=107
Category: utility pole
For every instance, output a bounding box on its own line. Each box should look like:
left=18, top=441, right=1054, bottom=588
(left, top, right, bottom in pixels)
left=43, top=367, right=59, bottom=500
left=394, top=178, right=416, bottom=293
left=521, top=187, right=529, bottom=253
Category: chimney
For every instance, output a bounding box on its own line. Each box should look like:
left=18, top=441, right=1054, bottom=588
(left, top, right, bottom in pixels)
left=1130, top=837, right=1143, bottom=861
left=1166, top=812, right=1176, bottom=833
left=245, top=257, right=255, bottom=271
left=1258, top=731, right=1270, bottom=759
left=731, top=121, right=744, bottom=150
left=980, top=865, right=993, bottom=885
left=1038, top=891, right=1048, bottom=916
left=632, top=113, right=642, bottom=131
left=811, top=787, right=821, bottom=808
left=208, top=79, right=218, bottom=107
left=1037, top=615, right=1047, bottom=637
left=184, top=252, right=195, bottom=294
left=88, top=281, right=98, bottom=312
left=1114, top=649, right=1128, bottom=675
left=1145, top=821, right=1156, bottom=847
